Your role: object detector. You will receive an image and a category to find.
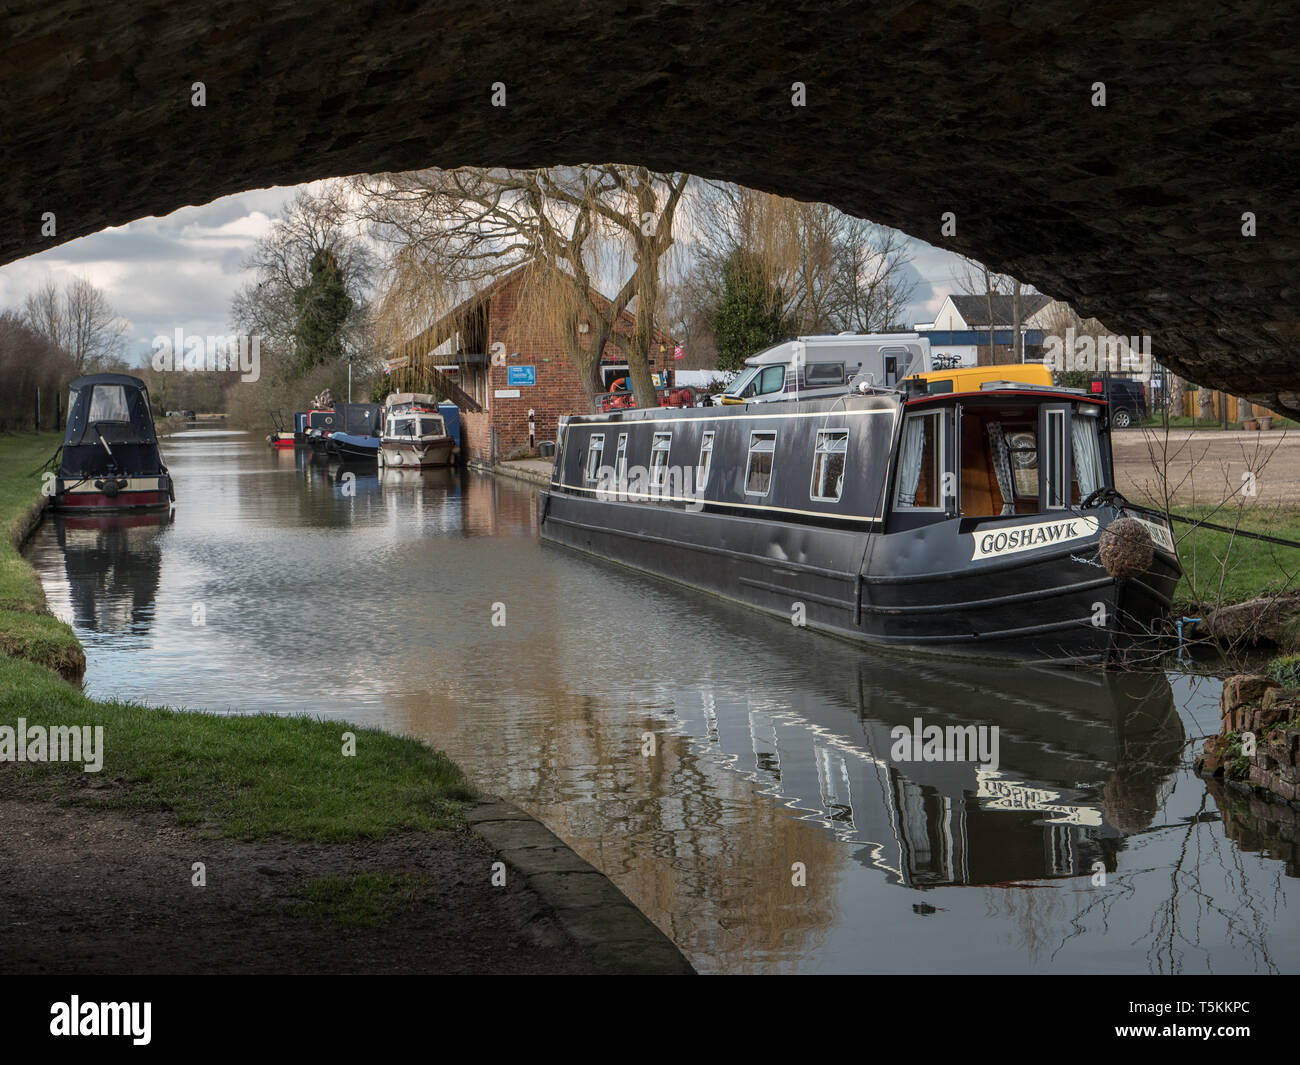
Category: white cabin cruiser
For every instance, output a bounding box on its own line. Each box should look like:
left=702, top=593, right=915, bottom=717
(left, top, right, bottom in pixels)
left=378, top=393, right=456, bottom=468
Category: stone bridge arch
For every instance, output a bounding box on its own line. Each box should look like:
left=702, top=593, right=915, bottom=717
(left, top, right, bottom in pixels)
left=4, top=2, right=1298, bottom=413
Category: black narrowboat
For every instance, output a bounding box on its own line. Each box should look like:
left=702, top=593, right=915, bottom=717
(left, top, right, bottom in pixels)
left=53, top=373, right=173, bottom=512
left=539, top=378, right=1181, bottom=665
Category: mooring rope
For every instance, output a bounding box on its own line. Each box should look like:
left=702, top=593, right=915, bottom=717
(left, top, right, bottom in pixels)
left=1166, top=511, right=1300, bottom=550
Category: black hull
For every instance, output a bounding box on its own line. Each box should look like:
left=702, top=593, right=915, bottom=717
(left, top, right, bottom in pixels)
left=330, top=440, right=379, bottom=462
left=539, top=491, right=1179, bottom=665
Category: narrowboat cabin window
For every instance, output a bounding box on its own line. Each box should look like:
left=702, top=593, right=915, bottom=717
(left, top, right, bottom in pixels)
left=89, top=384, right=131, bottom=422
left=584, top=434, right=605, bottom=486
left=1043, top=409, right=1066, bottom=509
left=1071, top=409, right=1103, bottom=501
left=895, top=412, right=944, bottom=509
left=614, top=432, right=629, bottom=482
left=650, top=432, right=672, bottom=487
left=698, top=431, right=715, bottom=490
left=745, top=431, right=777, bottom=496
left=810, top=429, right=849, bottom=502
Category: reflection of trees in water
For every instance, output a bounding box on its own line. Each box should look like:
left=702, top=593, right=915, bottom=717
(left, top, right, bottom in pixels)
left=391, top=653, right=841, bottom=974
left=989, top=770, right=1283, bottom=974
left=56, top=514, right=167, bottom=634
left=1142, top=790, right=1279, bottom=975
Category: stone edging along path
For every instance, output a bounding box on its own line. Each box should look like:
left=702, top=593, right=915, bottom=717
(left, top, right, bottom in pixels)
left=467, top=798, right=695, bottom=975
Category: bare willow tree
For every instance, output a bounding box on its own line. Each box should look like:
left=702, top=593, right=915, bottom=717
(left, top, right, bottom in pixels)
left=23, top=275, right=127, bottom=374
left=688, top=184, right=917, bottom=343
left=355, top=165, right=690, bottom=409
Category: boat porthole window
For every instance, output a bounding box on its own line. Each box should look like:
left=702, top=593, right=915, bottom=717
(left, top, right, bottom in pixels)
left=746, top=431, right=777, bottom=496
left=584, top=434, right=605, bottom=486
left=614, top=433, right=629, bottom=483
left=811, top=429, right=849, bottom=502
left=650, top=432, right=672, bottom=488
left=698, top=430, right=715, bottom=491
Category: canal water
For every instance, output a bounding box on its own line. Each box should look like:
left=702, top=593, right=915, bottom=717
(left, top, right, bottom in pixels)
left=23, top=431, right=1297, bottom=974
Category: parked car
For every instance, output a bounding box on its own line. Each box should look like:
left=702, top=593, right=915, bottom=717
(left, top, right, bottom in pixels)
left=1088, top=376, right=1147, bottom=428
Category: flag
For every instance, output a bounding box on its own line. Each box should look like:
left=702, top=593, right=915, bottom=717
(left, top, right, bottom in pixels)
left=673, top=343, right=684, bottom=360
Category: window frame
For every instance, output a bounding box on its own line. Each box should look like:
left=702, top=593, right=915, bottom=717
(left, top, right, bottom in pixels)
left=1042, top=408, right=1068, bottom=509
left=88, top=384, right=131, bottom=423
left=893, top=410, right=947, bottom=512
left=614, top=432, right=629, bottom=483
left=745, top=430, right=778, bottom=497
left=810, top=428, right=850, bottom=503
left=650, top=431, right=672, bottom=488
left=756, top=365, right=788, bottom=395
left=583, top=433, right=605, bottom=486
left=804, top=362, right=846, bottom=387
left=698, top=430, right=715, bottom=491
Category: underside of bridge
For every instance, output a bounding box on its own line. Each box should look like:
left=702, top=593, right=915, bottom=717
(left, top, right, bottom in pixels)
left=4, top=2, right=1298, bottom=413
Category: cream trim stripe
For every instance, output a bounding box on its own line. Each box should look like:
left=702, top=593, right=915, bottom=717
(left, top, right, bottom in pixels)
left=549, top=481, right=885, bottom=524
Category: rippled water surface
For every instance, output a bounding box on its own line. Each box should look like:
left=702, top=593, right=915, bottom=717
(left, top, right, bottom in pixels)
left=24, top=431, right=1298, bottom=973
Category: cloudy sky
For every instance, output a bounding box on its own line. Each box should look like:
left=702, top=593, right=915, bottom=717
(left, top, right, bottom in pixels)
left=0, top=180, right=971, bottom=366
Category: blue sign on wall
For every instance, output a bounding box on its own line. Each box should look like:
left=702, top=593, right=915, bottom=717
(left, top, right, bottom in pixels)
left=507, top=365, right=536, bottom=386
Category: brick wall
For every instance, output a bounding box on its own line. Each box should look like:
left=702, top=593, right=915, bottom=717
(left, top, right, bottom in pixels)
left=482, top=273, right=674, bottom=457
left=460, top=409, right=493, bottom=465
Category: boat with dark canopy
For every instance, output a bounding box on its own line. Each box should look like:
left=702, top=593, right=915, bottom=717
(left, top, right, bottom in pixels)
left=540, top=370, right=1181, bottom=665
left=53, top=373, right=173, bottom=511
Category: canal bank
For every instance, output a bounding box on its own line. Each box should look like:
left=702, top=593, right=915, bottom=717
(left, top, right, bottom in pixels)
left=18, top=432, right=1300, bottom=973
left=483, top=457, right=553, bottom=487
left=0, top=432, right=692, bottom=975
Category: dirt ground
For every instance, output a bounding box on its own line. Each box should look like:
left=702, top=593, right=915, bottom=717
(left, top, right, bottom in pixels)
left=0, top=770, right=597, bottom=975
left=1112, top=428, right=1300, bottom=508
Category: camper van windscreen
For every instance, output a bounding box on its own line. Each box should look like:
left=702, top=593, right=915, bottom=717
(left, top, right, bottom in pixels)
left=724, top=367, right=759, bottom=396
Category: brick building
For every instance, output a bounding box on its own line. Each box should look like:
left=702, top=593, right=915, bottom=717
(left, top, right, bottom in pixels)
left=400, top=267, right=676, bottom=465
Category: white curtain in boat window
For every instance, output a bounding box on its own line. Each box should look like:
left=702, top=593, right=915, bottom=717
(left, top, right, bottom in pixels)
left=1071, top=415, right=1102, bottom=497
left=986, top=422, right=1016, bottom=514
left=897, top=414, right=927, bottom=506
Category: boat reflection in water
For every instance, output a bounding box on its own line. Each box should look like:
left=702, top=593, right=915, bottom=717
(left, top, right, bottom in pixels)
left=668, top=629, right=1185, bottom=888
left=53, top=509, right=172, bottom=636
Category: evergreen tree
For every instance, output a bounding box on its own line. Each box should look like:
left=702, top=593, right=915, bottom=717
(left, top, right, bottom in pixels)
left=712, top=251, right=785, bottom=372
left=293, top=248, right=353, bottom=377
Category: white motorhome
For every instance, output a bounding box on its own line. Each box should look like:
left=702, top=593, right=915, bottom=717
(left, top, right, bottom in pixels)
left=718, top=333, right=932, bottom=404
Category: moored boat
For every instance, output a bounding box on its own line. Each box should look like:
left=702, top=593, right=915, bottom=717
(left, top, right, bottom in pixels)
left=53, top=373, right=173, bottom=511
left=540, top=368, right=1181, bottom=665
left=266, top=409, right=296, bottom=449
left=329, top=432, right=381, bottom=461
left=378, top=393, right=456, bottom=468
